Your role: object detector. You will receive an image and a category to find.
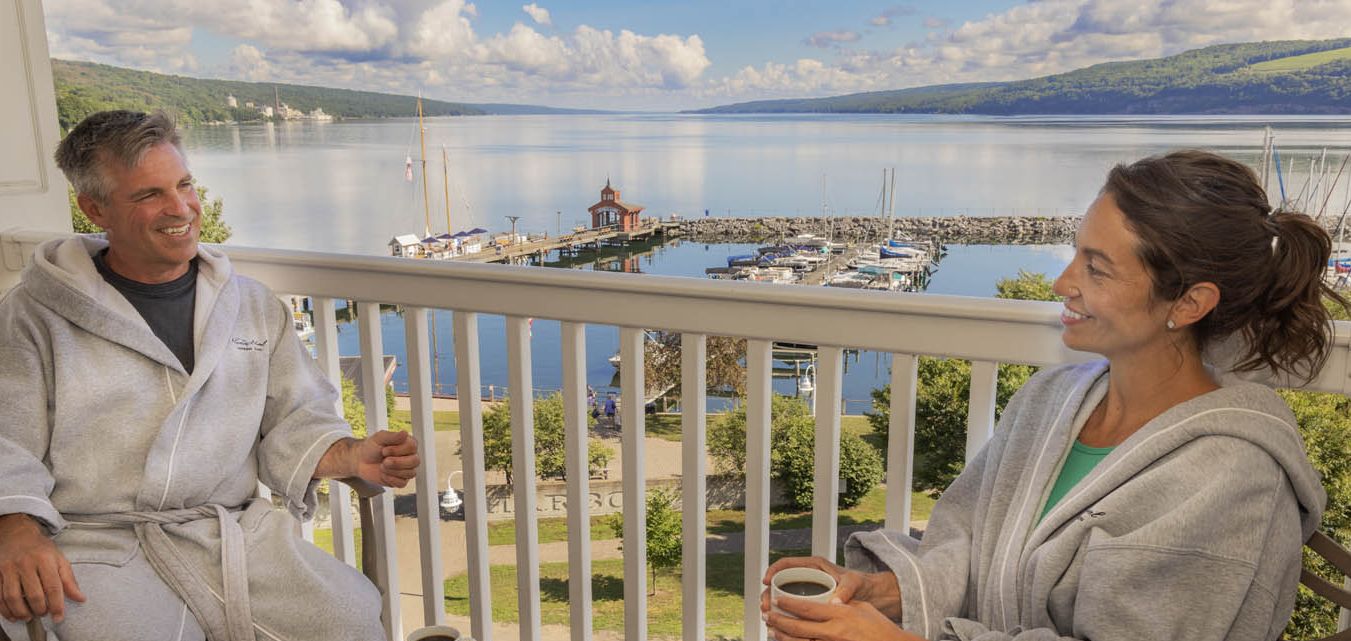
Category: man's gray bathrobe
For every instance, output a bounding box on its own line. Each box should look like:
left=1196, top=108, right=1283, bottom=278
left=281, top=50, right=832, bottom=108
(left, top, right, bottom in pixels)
left=846, top=360, right=1325, bottom=641
left=0, top=237, right=382, bottom=640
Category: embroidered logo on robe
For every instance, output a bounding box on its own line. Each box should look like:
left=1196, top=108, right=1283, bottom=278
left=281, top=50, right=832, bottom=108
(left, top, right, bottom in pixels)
left=1076, top=509, right=1107, bottom=522
left=231, top=337, right=269, bottom=352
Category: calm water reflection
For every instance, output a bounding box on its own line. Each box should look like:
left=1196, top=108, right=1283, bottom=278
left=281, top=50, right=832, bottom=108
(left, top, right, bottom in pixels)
left=190, top=114, right=1350, bottom=405
left=183, top=114, right=1351, bottom=256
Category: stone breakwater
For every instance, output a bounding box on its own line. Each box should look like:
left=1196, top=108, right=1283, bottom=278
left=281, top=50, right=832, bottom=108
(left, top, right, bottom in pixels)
left=678, top=215, right=1083, bottom=245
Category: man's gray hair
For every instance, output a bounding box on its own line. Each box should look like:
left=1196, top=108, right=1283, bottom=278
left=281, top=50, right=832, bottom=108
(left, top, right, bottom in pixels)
left=54, top=110, right=183, bottom=203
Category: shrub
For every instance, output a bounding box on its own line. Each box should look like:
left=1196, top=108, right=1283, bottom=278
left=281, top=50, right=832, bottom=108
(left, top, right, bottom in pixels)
left=708, top=394, right=883, bottom=510
left=477, top=393, right=606, bottom=484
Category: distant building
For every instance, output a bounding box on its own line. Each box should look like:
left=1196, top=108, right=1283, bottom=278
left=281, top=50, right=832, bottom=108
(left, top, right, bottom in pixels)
left=226, top=94, right=238, bottom=108
left=309, top=107, right=333, bottom=121
left=587, top=180, right=644, bottom=231
left=261, top=106, right=274, bottom=118
left=389, top=234, right=423, bottom=257
left=244, top=101, right=255, bottom=108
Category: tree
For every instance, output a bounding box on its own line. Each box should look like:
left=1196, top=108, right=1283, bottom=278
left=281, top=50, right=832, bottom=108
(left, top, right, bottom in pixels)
left=1280, top=388, right=1351, bottom=639
left=865, top=270, right=1054, bottom=493
left=341, top=377, right=367, bottom=439
left=607, top=486, right=683, bottom=594
left=708, top=394, right=883, bottom=510
left=644, top=332, right=748, bottom=399
left=69, top=185, right=233, bottom=243
left=477, top=393, right=613, bottom=484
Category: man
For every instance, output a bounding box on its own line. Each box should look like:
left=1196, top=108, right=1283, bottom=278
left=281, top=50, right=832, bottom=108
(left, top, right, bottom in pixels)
left=0, top=111, right=419, bottom=640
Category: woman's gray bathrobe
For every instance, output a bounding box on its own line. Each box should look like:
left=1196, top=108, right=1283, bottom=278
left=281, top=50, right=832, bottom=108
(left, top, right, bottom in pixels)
left=0, top=237, right=381, bottom=640
left=846, top=360, right=1325, bottom=641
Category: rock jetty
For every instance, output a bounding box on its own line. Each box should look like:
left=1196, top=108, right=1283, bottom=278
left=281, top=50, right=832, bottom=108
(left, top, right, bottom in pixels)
left=678, top=215, right=1082, bottom=245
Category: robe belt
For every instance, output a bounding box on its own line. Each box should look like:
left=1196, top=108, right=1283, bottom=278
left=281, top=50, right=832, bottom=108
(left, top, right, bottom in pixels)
left=66, top=501, right=260, bottom=641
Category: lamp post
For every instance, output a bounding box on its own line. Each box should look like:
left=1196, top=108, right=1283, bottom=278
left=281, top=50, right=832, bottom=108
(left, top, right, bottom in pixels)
left=505, top=215, right=521, bottom=245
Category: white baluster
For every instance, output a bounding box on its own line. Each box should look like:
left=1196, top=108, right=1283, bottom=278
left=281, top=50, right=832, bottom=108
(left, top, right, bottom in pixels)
left=561, top=321, right=593, bottom=641
left=885, top=354, right=918, bottom=534
left=405, top=307, right=445, bottom=626
left=966, top=360, right=999, bottom=462
left=358, top=301, right=401, bottom=641
left=743, top=339, right=772, bottom=641
left=314, top=298, right=357, bottom=565
left=681, top=333, right=707, bottom=641
left=454, top=312, right=493, bottom=641
left=507, top=315, right=542, bottom=641
left=620, top=327, right=647, bottom=641
left=811, top=346, right=844, bottom=562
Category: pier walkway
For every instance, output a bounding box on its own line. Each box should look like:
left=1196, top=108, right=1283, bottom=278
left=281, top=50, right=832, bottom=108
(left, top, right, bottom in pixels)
left=455, top=220, right=681, bottom=264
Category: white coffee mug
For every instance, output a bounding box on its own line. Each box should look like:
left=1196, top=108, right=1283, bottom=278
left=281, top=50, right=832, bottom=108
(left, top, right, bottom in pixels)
left=770, top=567, right=838, bottom=617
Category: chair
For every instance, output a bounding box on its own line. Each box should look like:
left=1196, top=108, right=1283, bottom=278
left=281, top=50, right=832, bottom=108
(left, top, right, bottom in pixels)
left=1299, top=530, right=1351, bottom=641
left=3, top=477, right=397, bottom=641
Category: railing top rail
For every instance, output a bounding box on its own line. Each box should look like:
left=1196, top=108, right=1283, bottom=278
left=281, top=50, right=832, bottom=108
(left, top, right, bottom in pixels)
left=3, top=230, right=1348, bottom=395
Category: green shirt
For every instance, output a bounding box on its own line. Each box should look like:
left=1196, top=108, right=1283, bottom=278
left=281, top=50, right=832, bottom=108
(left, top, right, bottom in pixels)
left=1039, top=440, right=1115, bottom=522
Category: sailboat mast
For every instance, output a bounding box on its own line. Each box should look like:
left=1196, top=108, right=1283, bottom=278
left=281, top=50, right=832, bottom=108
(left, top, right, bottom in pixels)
left=418, top=95, right=431, bottom=238
left=442, top=145, right=452, bottom=234
left=888, top=167, right=897, bottom=237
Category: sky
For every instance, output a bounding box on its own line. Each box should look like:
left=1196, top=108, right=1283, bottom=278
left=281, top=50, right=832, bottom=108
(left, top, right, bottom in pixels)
left=40, top=0, right=1351, bottom=111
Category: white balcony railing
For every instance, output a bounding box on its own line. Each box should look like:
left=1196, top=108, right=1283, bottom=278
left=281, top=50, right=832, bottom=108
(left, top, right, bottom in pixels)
left=3, top=229, right=1348, bottom=641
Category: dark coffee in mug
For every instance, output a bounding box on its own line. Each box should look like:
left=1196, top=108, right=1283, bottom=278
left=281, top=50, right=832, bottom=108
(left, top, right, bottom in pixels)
left=778, top=581, right=830, bottom=597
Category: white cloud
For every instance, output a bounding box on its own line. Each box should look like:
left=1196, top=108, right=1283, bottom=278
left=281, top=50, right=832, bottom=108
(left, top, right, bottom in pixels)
left=522, top=3, right=551, bottom=26
left=227, top=44, right=273, bottom=81
left=804, top=31, right=861, bottom=49
left=40, top=0, right=1351, bottom=109
left=406, top=0, right=480, bottom=59
left=705, top=0, right=1351, bottom=104
left=869, top=5, right=915, bottom=28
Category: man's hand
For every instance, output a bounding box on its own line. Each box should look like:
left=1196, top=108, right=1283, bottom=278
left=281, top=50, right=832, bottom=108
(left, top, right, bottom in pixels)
left=315, top=431, right=421, bottom=488
left=0, top=514, right=85, bottom=624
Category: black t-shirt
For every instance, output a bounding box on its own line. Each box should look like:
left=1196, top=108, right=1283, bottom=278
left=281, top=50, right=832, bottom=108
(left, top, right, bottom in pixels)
left=93, top=249, right=198, bottom=373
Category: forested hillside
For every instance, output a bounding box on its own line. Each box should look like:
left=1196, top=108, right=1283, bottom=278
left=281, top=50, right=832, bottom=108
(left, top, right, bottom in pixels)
left=695, top=39, right=1351, bottom=115
left=51, top=59, right=596, bottom=130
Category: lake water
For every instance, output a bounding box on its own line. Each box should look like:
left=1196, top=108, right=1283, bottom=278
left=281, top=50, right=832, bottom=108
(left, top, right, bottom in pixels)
left=178, top=114, right=1351, bottom=409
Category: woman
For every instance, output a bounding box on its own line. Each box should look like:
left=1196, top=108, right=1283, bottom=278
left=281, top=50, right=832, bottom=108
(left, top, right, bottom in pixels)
left=762, top=150, right=1348, bottom=641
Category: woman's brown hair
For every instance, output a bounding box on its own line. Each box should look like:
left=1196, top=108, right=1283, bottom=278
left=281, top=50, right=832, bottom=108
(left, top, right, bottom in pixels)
left=1103, top=149, right=1348, bottom=383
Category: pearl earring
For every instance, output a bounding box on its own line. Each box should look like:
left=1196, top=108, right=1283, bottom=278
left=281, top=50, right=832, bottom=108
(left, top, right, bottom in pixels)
left=1166, top=319, right=1176, bottom=330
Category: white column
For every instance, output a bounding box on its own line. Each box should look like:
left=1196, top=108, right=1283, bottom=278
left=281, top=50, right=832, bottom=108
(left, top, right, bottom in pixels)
left=620, top=327, right=648, bottom=641
left=0, top=0, right=69, bottom=294
left=404, top=307, right=445, bottom=626
left=966, top=360, right=999, bottom=462
left=506, top=315, right=542, bottom=641
left=681, top=333, right=707, bottom=641
left=811, top=346, right=844, bottom=561
left=743, top=339, right=772, bottom=641
left=884, top=354, right=918, bottom=534
left=561, top=321, right=593, bottom=641
left=454, top=312, right=493, bottom=641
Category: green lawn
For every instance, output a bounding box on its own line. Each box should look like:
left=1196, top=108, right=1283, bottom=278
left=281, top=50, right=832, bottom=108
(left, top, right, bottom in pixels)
left=707, top=485, right=936, bottom=534
left=485, top=484, right=935, bottom=546
left=1246, top=46, right=1351, bottom=73
left=487, top=515, right=617, bottom=546
left=311, top=527, right=365, bottom=570
left=443, top=550, right=809, bottom=639
left=390, top=408, right=461, bottom=432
